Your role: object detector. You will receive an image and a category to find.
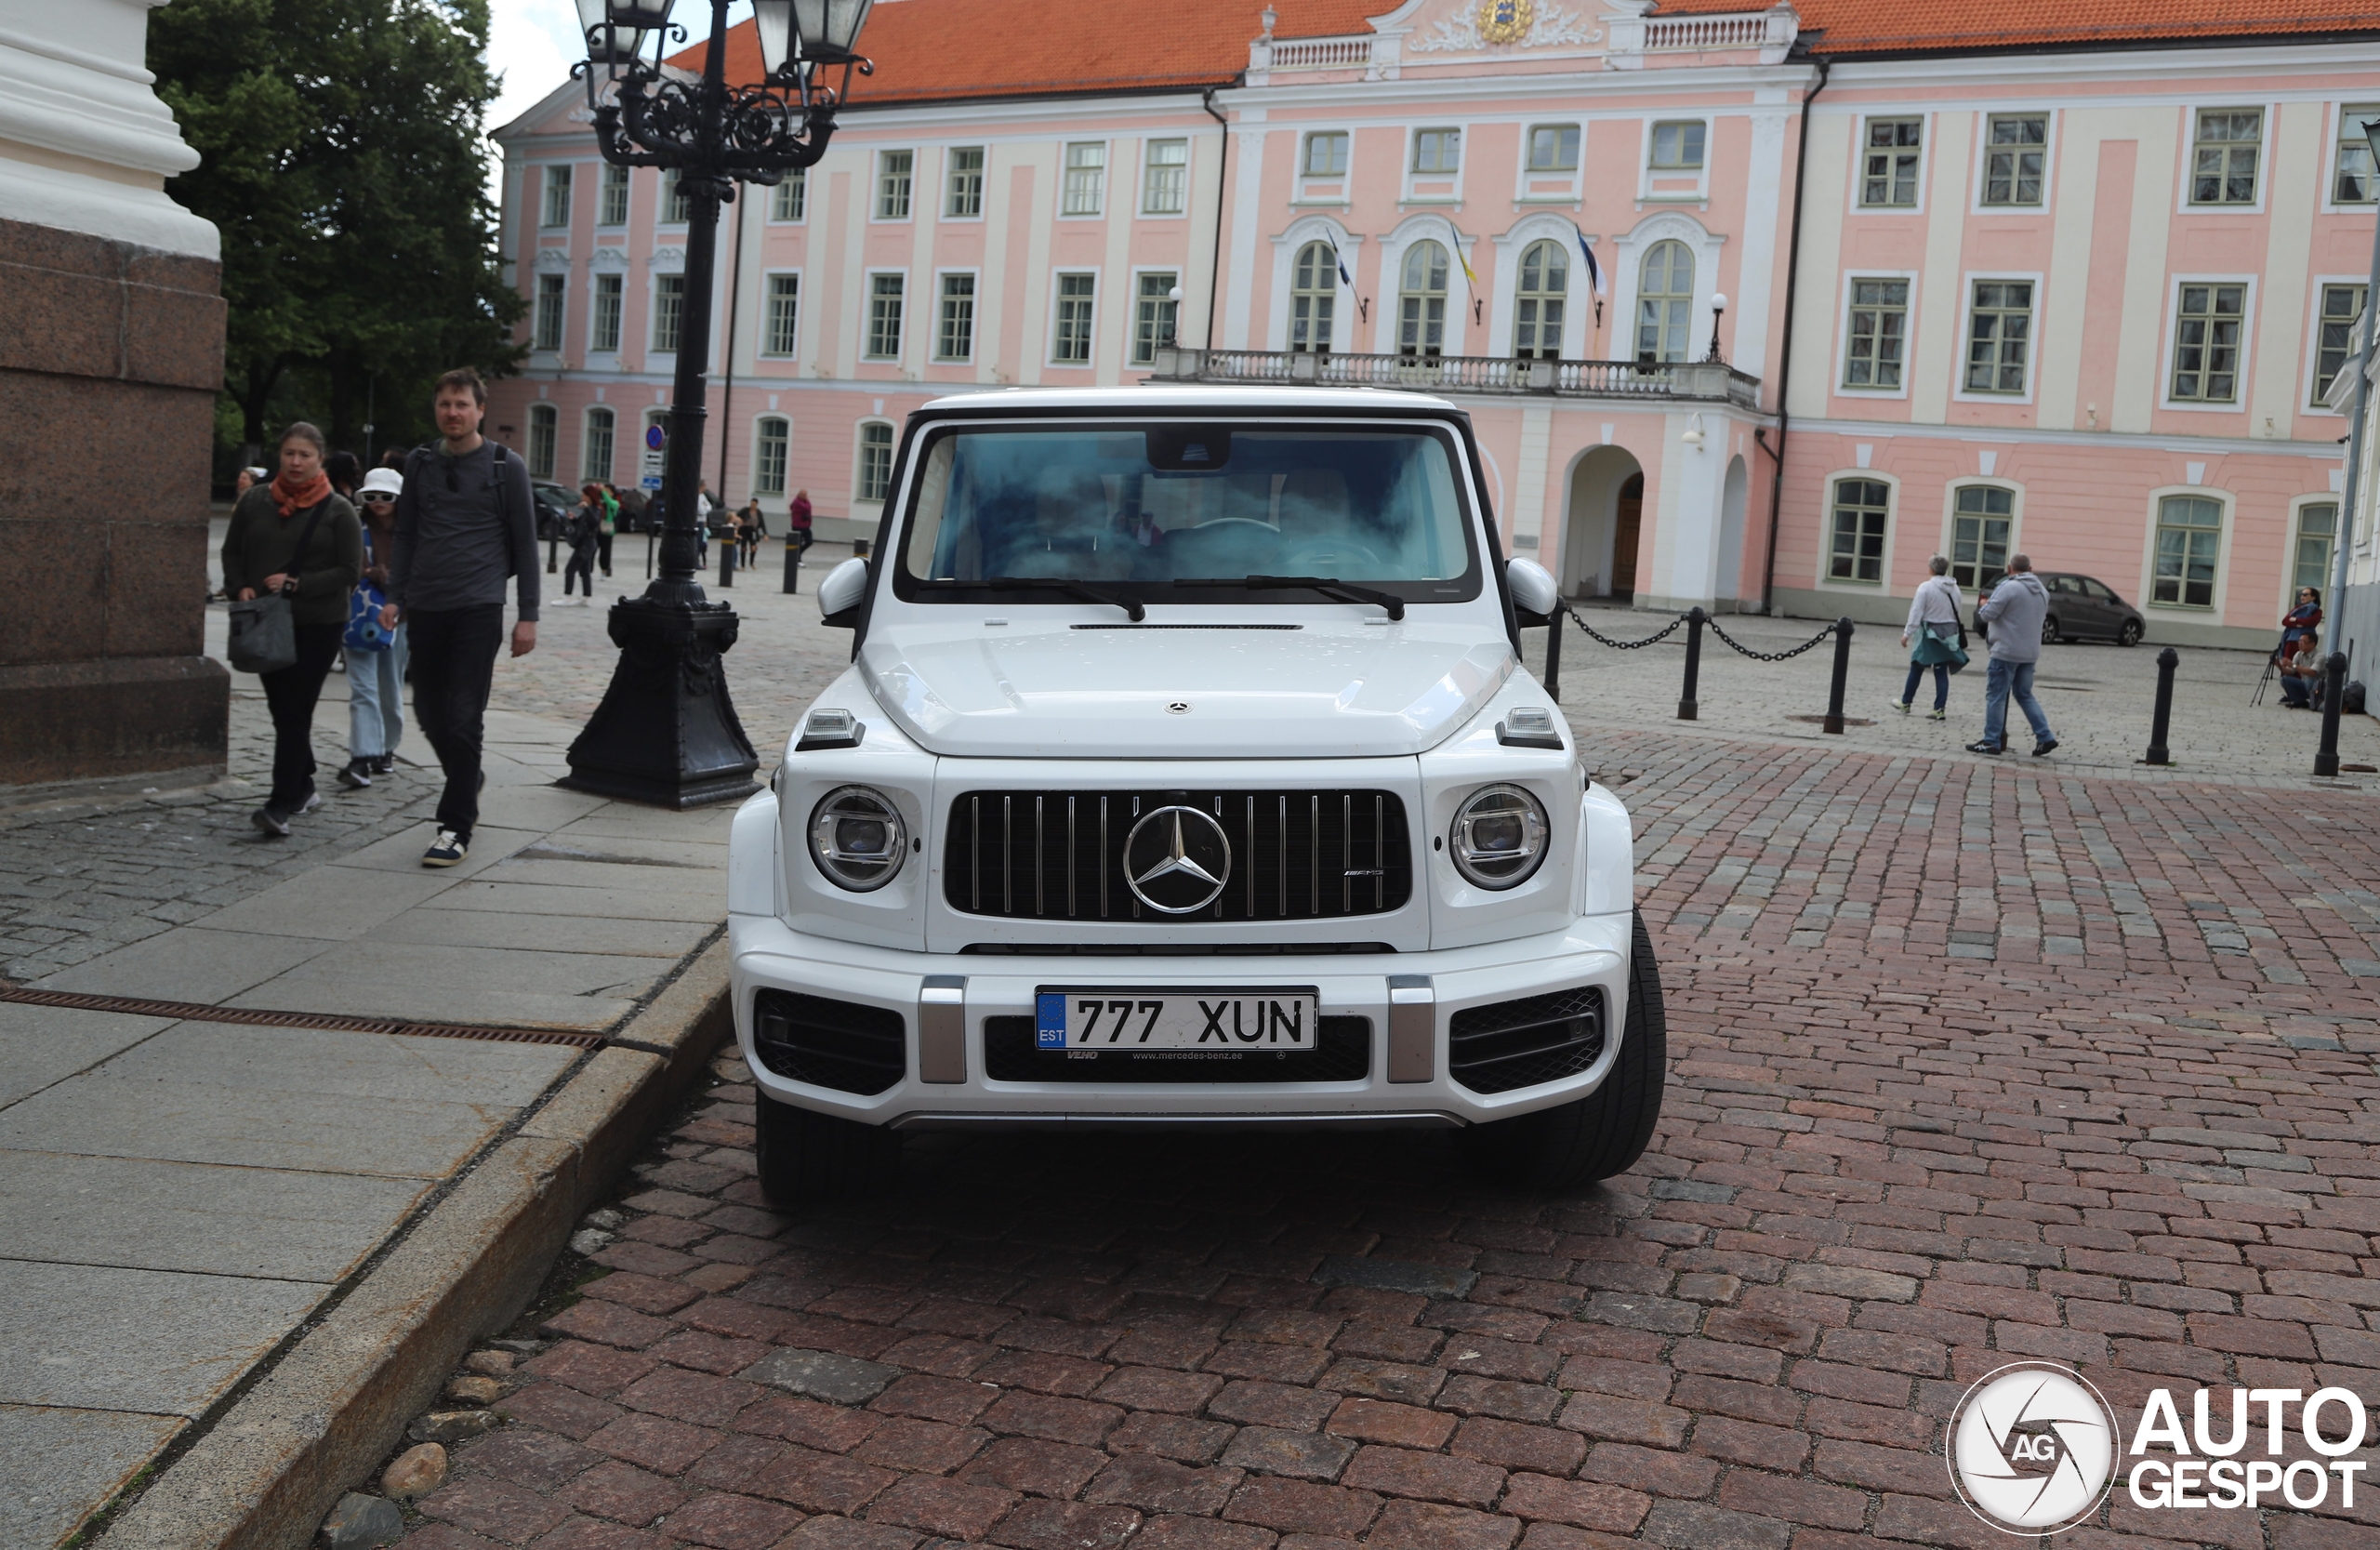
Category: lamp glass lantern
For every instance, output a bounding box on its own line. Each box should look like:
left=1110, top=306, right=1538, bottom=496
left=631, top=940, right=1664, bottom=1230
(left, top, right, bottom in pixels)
left=575, top=0, right=675, bottom=62
left=753, top=0, right=796, bottom=75
left=791, top=0, right=874, bottom=63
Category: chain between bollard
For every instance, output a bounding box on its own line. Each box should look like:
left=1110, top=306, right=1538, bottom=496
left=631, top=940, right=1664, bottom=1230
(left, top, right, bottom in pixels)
left=1556, top=600, right=1688, bottom=650
left=1703, top=616, right=1842, bottom=663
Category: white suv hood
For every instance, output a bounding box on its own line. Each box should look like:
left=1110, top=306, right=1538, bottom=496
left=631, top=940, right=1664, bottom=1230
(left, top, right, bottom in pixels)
left=858, top=620, right=1515, bottom=759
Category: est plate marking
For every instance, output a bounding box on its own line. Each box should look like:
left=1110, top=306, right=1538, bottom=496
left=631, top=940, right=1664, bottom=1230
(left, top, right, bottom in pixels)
left=1035, top=988, right=1321, bottom=1051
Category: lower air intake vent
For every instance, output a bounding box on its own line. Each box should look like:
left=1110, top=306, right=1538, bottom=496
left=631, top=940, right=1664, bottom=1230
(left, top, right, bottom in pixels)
left=752, top=989, right=906, bottom=1095
left=1448, top=987, right=1604, bottom=1095
left=983, top=1015, right=1370, bottom=1083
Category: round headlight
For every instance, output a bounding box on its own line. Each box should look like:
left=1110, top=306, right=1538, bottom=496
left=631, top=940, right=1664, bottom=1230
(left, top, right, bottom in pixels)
left=808, top=786, right=906, bottom=892
left=1448, top=783, right=1550, bottom=890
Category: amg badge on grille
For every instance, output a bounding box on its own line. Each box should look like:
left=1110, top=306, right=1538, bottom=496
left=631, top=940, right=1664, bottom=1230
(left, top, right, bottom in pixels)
left=1124, top=806, right=1233, bottom=914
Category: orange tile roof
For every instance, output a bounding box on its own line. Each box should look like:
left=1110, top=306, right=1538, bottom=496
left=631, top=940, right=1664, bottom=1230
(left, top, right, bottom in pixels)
left=670, top=0, right=2380, bottom=103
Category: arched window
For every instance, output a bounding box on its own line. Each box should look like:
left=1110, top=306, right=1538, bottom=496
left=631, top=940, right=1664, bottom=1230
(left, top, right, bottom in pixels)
left=754, top=417, right=789, bottom=497
left=1399, top=239, right=1448, bottom=359
left=1514, top=239, right=1567, bottom=360
left=527, top=404, right=558, bottom=480
left=1290, top=241, right=1336, bottom=354
left=857, top=421, right=894, bottom=502
left=1635, top=239, right=1694, bottom=364
left=581, top=406, right=615, bottom=484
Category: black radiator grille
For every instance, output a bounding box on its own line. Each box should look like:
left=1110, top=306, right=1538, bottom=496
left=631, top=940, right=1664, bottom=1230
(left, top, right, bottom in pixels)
left=1448, top=987, right=1604, bottom=1095
left=751, top=988, right=906, bottom=1095
left=983, top=1014, right=1371, bottom=1082
left=944, top=790, right=1411, bottom=924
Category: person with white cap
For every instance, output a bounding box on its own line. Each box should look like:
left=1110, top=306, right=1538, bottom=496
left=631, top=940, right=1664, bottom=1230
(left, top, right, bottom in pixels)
left=339, top=465, right=409, bottom=788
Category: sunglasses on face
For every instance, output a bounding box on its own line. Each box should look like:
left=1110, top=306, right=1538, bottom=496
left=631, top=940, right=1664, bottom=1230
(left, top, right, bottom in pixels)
left=362, top=492, right=395, bottom=504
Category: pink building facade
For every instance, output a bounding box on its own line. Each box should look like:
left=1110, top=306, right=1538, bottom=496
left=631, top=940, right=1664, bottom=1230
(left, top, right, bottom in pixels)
left=492, top=0, right=2380, bottom=651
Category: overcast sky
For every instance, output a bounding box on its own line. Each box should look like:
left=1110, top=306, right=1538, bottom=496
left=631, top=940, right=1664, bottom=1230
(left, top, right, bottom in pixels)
left=486, top=1, right=757, bottom=136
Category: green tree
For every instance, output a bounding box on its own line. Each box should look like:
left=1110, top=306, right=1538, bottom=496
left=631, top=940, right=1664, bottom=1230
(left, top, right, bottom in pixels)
left=152, top=0, right=524, bottom=463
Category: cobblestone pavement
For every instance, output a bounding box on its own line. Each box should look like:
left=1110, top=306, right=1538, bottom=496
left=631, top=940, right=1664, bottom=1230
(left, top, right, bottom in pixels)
left=369, top=733, right=2380, bottom=1550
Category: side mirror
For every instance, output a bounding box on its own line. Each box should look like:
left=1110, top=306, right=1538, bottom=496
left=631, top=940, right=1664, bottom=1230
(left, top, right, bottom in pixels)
left=1506, top=556, right=1559, bottom=625
left=818, top=556, right=869, bottom=628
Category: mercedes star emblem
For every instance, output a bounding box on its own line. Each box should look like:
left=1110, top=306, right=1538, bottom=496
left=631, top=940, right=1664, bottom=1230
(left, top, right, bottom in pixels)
left=1123, top=805, right=1233, bottom=914
left=1166, top=701, right=1191, bottom=714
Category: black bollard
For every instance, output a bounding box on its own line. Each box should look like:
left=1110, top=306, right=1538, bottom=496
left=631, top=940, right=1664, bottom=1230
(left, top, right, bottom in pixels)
left=783, top=537, right=802, bottom=594
left=2142, top=646, right=2178, bottom=765
left=1822, top=616, right=1854, bottom=734
left=1678, top=606, right=1706, bottom=721
left=1543, top=605, right=1564, bottom=702
left=645, top=527, right=655, bottom=579
left=2315, top=651, right=2348, bottom=776
left=546, top=533, right=558, bottom=574
left=719, top=536, right=735, bottom=589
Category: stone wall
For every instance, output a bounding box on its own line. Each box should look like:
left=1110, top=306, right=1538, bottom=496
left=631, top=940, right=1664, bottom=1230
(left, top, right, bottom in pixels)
left=0, top=215, right=227, bottom=787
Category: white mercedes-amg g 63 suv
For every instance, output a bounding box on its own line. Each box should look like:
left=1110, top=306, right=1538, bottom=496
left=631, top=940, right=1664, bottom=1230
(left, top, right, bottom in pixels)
left=726, top=387, right=1663, bottom=1199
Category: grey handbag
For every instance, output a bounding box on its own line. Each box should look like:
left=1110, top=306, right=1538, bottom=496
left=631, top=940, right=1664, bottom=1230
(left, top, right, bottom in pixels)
left=225, top=499, right=331, bottom=674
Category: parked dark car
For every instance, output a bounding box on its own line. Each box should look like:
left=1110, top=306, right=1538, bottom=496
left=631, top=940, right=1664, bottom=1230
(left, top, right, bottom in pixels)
left=532, top=480, right=575, bottom=541
left=1977, top=572, right=2146, bottom=646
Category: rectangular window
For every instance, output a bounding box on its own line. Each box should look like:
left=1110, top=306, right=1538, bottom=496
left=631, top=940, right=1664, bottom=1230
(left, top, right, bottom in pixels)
left=1413, top=128, right=1461, bottom=174
left=534, top=273, right=565, bottom=351
left=754, top=417, right=789, bottom=497
left=541, top=165, right=572, bottom=228
left=1134, top=272, right=1178, bottom=364
left=1842, top=277, right=1909, bottom=389
left=763, top=273, right=800, bottom=358
left=1052, top=273, right=1095, bottom=363
left=663, top=169, right=690, bottom=224
left=945, top=147, right=984, bottom=217
left=1527, top=125, right=1580, bottom=172
left=1964, top=279, right=2033, bottom=393
left=1829, top=479, right=1891, bottom=583
left=1063, top=142, right=1105, bottom=216
left=1649, top=121, right=1705, bottom=171
left=583, top=409, right=615, bottom=484
left=2335, top=105, right=2380, bottom=203
left=2315, top=283, right=2367, bottom=403
left=1982, top=114, right=2047, bottom=206
left=527, top=404, right=557, bottom=480
left=2170, top=282, right=2245, bottom=403
left=2152, top=495, right=2223, bottom=606
left=866, top=273, right=904, bottom=359
left=772, top=168, right=806, bottom=221
left=858, top=422, right=893, bottom=502
left=1302, top=131, right=1349, bottom=177
left=1861, top=118, right=1923, bottom=206
left=937, top=273, right=975, bottom=361
left=600, top=163, right=629, bottom=226
left=1949, top=485, right=2012, bottom=592
left=877, top=150, right=913, bottom=219
left=1143, top=139, right=1188, bottom=214
left=653, top=273, right=683, bottom=352
left=2294, top=503, right=2338, bottom=592
left=590, top=272, right=622, bottom=353
left=2190, top=109, right=2263, bottom=205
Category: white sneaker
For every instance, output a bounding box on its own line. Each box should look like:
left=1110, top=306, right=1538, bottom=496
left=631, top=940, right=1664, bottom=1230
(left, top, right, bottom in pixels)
left=421, top=828, right=468, bottom=868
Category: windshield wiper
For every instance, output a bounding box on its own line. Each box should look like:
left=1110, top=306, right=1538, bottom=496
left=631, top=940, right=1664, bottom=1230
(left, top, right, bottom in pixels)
left=1174, top=575, right=1406, bottom=622
left=918, top=576, right=1145, bottom=622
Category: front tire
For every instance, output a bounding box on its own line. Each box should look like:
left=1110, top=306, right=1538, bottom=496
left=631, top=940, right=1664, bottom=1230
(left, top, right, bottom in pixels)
left=2118, top=619, right=2143, bottom=646
left=2041, top=616, right=2061, bottom=645
left=1462, top=909, right=1668, bottom=1190
left=755, top=1089, right=903, bottom=1204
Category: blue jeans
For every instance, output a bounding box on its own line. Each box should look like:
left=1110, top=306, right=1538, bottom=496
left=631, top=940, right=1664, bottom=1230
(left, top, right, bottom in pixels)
left=347, top=624, right=408, bottom=761
left=1983, top=657, right=2053, bottom=749
left=1901, top=660, right=1949, bottom=710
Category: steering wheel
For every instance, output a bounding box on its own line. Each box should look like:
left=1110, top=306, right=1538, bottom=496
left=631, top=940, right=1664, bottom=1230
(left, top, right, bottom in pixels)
left=1188, top=517, right=1281, bottom=534
left=1282, top=539, right=1386, bottom=572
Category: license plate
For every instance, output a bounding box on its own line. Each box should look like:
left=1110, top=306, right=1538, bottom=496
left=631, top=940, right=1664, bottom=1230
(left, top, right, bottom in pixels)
left=1035, top=988, right=1320, bottom=1051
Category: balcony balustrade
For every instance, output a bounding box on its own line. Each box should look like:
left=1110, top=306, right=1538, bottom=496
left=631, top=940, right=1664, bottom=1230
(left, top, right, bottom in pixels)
left=1145, top=348, right=1762, bottom=408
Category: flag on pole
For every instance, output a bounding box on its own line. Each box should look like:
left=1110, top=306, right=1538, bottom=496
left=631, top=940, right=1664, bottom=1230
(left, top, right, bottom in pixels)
left=1571, top=222, right=1605, bottom=295
left=1445, top=215, right=1476, bottom=288
left=1329, top=242, right=1355, bottom=290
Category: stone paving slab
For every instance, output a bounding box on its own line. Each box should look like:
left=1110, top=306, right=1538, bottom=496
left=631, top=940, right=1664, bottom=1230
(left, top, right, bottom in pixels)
left=91, top=1022, right=570, bottom=1107
left=0, top=1005, right=173, bottom=1108
left=0, top=1259, right=324, bottom=1415
left=0, top=1405, right=184, bottom=1550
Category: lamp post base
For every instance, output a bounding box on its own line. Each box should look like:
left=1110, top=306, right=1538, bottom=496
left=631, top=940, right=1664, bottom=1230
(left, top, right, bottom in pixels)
left=561, top=592, right=760, bottom=809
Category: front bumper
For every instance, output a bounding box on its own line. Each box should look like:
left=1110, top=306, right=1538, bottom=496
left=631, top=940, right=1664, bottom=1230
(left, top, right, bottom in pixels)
left=727, top=909, right=1632, bottom=1130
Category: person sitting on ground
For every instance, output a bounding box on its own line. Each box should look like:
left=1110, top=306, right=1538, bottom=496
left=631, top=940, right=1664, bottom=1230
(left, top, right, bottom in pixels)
left=2279, top=632, right=2327, bottom=709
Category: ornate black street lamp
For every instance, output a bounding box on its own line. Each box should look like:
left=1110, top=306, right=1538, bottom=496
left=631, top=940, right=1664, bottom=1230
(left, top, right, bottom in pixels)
left=562, top=0, right=873, bottom=807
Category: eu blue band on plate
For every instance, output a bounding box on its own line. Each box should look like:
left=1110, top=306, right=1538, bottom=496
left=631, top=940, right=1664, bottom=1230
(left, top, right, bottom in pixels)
left=1036, top=992, right=1068, bottom=1049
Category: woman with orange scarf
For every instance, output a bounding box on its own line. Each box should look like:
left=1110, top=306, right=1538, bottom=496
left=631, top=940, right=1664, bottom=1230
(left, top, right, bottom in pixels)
left=221, top=421, right=363, bottom=835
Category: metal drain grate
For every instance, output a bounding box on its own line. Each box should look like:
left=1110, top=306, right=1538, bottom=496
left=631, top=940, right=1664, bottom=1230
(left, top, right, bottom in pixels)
left=0, top=982, right=604, bottom=1049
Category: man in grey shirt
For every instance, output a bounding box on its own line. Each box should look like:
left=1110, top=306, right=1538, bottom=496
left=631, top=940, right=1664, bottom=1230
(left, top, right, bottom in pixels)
left=384, top=366, right=539, bottom=866
left=1966, top=552, right=2056, bottom=758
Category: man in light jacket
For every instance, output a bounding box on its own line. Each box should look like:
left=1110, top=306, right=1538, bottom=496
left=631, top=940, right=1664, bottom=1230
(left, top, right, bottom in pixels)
left=1967, top=553, right=2057, bottom=757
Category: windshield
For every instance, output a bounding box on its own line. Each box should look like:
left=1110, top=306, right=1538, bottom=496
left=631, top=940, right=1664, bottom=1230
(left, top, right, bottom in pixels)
left=893, top=421, right=1481, bottom=604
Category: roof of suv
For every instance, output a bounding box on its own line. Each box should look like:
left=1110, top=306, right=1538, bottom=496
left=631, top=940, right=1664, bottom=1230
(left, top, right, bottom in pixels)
left=914, top=386, right=1464, bottom=416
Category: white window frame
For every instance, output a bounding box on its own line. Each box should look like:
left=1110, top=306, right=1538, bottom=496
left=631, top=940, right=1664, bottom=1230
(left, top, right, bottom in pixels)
left=1060, top=140, right=1107, bottom=219
left=933, top=267, right=979, bottom=363
left=1831, top=269, right=1917, bottom=399
left=1638, top=117, right=1713, bottom=205
left=1140, top=138, right=1191, bottom=218
left=2321, top=101, right=2380, bottom=213
left=2180, top=105, right=2269, bottom=215
left=540, top=165, right=573, bottom=229
left=1817, top=469, right=1899, bottom=590
left=1950, top=271, right=2045, bottom=405
left=527, top=403, right=559, bottom=481
left=2304, top=276, right=2367, bottom=411
left=769, top=167, right=807, bottom=224
left=1938, top=478, right=2023, bottom=595
left=588, top=268, right=626, bottom=357
left=1130, top=265, right=1180, bottom=365
left=2283, top=493, right=2342, bottom=610
left=2157, top=274, right=2257, bottom=413
left=581, top=404, right=616, bottom=485
left=875, top=149, right=915, bottom=222
left=1049, top=270, right=1099, bottom=366
left=2138, top=484, right=2233, bottom=614
left=853, top=419, right=896, bottom=507
left=1610, top=212, right=1722, bottom=368
left=597, top=163, right=630, bottom=228
left=659, top=168, right=690, bottom=227
left=1269, top=218, right=1359, bottom=357
left=1485, top=213, right=1588, bottom=360
left=944, top=146, right=986, bottom=221
left=649, top=271, right=686, bottom=356
left=1971, top=110, right=2056, bottom=215
left=1295, top=127, right=1354, bottom=206
left=863, top=269, right=906, bottom=362
left=760, top=270, right=800, bottom=359
left=1516, top=123, right=1584, bottom=206
left=533, top=272, right=567, bottom=354
left=1852, top=114, right=1928, bottom=215
left=1369, top=215, right=1470, bottom=356
left=750, top=414, right=791, bottom=499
